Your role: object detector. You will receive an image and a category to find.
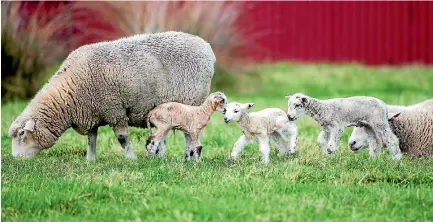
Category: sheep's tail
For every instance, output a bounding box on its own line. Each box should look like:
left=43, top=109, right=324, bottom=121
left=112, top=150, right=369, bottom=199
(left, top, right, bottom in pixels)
left=146, top=116, right=152, bottom=137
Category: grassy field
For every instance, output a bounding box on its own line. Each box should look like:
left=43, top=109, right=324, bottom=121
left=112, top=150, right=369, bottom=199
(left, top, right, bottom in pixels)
left=2, top=63, right=433, bottom=222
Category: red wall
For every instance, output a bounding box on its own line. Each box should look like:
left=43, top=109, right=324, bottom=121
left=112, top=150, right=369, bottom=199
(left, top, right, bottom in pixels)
left=18, top=1, right=433, bottom=65
left=240, top=1, right=433, bottom=65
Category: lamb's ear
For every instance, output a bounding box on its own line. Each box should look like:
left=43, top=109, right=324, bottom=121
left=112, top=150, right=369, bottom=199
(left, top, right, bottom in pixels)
left=241, top=103, right=254, bottom=110
left=285, top=96, right=291, bottom=100
left=388, top=112, right=401, bottom=121
left=301, top=96, right=308, bottom=104
left=23, top=120, right=35, bottom=132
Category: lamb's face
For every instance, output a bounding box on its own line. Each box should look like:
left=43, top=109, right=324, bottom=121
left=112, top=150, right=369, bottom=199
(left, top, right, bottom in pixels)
left=223, top=102, right=254, bottom=123
left=285, top=94, right=308, bottom=121
left=8, top=119, right=41, bottom=158
left=348, top=127, right=369, bottom=152
left=210, top=92, right=227, bottom=113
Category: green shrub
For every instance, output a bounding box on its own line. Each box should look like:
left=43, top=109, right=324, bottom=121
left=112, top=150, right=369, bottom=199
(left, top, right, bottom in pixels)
left=1, top=2, right=77, bottom=101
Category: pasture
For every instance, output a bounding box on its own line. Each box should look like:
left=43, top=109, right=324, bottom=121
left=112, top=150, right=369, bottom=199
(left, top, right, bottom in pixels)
left=2, top=63, right=433, bottom=221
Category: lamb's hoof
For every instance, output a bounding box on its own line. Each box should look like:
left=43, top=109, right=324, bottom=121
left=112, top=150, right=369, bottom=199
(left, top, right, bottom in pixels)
left=392, top=153, right=402, bottom=160
left=125, top=151, right=137, bottom=160
left=86, top=155, right=96, bottom=161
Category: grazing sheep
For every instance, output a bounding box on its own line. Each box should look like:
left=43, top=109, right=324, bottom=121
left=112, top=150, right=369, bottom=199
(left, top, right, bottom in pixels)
left=8, top=31, right=216, bottom=160
left=285, top=93, right=401, bottom=160
left=146, top=92, right=227, bottom=160
left=223, top=102, right=298, bottom=164
left=349, top=99, right=433, bottom=157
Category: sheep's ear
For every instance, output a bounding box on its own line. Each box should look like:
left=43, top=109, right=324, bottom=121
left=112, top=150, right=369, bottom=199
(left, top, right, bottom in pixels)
left=388, top=112, right=401, bottom=121
left=301, top=96, right=308, bottom=104
left=8, top=121, right=20, bottom=137
left=285, top=96, right=291, bottom=100
left=23, top=120, right=35, bottom=132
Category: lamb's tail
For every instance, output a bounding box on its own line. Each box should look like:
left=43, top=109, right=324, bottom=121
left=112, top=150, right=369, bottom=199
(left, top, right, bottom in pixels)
left=146, top=116, right=152, bottom=137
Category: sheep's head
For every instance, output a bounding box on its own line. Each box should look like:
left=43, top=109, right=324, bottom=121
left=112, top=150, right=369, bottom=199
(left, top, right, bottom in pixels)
left=209, top=91, right=227, bottom=113
left=223, top=102, right=254, bottom=123
left=8, top=118, right=42, bottom=158
left=285, top=93, right=309, bottom=121
left=348, top=127, right=370, bottom=152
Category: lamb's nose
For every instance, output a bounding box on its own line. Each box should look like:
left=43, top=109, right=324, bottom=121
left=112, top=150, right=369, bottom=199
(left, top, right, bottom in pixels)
left=349, top=141, right=356, bottom=147
left=224, top=117, right=228, bottom=121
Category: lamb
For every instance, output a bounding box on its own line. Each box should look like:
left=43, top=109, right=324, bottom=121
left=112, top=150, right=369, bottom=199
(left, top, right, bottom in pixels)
left=145, top=92, right=227, bottom=160
left=348, top=99, right=433, bottom=157
left=285, top=93, right=402, bottom=160
left=8, top=31, right=216, bottom=160
left=223, top=102, right=298, bottom=164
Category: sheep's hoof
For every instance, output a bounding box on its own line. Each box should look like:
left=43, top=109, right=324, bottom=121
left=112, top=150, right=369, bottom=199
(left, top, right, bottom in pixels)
left=392, top=153, right=402, bottom=160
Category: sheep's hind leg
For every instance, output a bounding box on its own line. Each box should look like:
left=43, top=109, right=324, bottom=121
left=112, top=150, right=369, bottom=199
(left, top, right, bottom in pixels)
left=146, top=127, right=169, bottom=157
left=113, top=125, right=137, bottom=159
left=86, top=127, right=98, bottom=161
left=231, top=135, right=252, bottom=160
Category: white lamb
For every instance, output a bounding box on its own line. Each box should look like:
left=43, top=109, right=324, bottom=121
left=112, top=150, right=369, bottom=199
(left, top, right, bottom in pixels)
left=223, top=102, right=298, bottom=164
left=285, top=93, right=402, bottom=160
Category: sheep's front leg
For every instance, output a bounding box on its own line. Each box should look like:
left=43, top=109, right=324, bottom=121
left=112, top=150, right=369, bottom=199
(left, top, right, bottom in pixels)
left=113, top=126, right=136, bottom=159
left=155, top=136, right=167, bottom=158
left=317, top=129, right=330, bottom=154
left=257, top=134, right=271, bottom=164
left=86, top=127, right=98, bottom=161
left=381, top=127, right=402, bottom=160
left=187, top=132, right=203, bottom=161
left=326, top=127, right=343, bottom=154
left=231, top=135, right=252, bottom=160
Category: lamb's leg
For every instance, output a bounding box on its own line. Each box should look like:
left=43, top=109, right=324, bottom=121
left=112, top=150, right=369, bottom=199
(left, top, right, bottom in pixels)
left=183, top=133, right=193, bottom=161
left=231, top=135, right=252, bottom=160
left=113, top=125, right=136, bottom=159
left=365, top=126, right=382, bottom=157
left=146, top=127, right=169, bottom=157
left=327, top=127, right=343, bottom=154
left=270, top=132, right=289, bottom=157
left=317, top=129, right=330, bottom=154
left=285, top=123, right=298, bottom=155
left=257, top=134, right=271, bottom=164
left=188, top=132, right=202, bottom=161
left=382, top=126, right=402, bottom=160
left=156, top=136, right=168, bottom=158
left=86, top=127, right=98, bottom=161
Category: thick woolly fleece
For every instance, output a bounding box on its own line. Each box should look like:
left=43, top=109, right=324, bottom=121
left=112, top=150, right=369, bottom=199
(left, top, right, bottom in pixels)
left=388, top=100, right=433, bottom=157
left=285, top=93, right=401, bottom=160
left=8, top=31, right=216, bottom=159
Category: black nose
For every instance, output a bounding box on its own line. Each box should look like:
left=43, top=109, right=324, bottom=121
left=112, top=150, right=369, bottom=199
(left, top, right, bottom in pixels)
left=349, top=141, right=356, bottom=147
left=287, top=115, right=294, bottom=121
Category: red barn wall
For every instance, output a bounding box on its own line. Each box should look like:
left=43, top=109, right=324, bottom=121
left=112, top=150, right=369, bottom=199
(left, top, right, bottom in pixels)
left=18, top=1, right=433, bottom=65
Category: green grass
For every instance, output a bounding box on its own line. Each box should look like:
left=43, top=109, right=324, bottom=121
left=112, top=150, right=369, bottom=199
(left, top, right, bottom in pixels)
left=2, top=62, right=433, bottom=222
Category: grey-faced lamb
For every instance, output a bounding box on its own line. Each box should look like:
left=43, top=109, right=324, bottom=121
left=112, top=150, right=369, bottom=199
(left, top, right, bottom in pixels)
left=223, top=102, right=298, bottom=164
left=146, top=92, right=227, bottom=160
left=349, top=99, right=433, bottom=157
left=285, top=93, right=401, bottom=160
left=8, top=31, right=216, bottom=160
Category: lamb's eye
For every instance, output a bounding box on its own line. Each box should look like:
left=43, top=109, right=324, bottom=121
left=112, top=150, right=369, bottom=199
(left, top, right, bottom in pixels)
left=18, top=130, right=25, bottom=136
left=234, top=110, right=239, bottom=113
left=222, top=108, right=226, bottom=114
left=295, top=104, right=301, bottom=108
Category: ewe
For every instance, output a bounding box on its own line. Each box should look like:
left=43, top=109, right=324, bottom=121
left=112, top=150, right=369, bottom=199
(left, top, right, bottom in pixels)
left=8, top=31, right=216, bottom=160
